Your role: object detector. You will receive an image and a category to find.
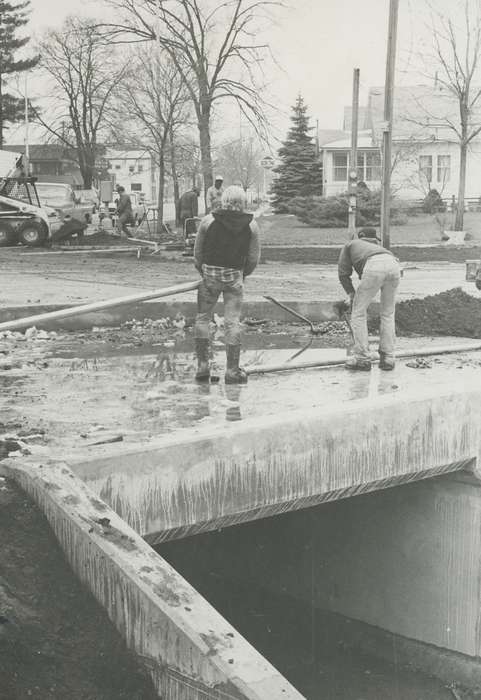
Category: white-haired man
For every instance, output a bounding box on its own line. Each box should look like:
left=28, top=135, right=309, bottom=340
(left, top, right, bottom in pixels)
left=206, top=175, right=224, bottom=213
left=193, top=185, right=261, bottom=384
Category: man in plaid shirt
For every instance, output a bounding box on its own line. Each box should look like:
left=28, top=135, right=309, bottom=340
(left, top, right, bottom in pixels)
left=193, top=185, right=261, bottom=383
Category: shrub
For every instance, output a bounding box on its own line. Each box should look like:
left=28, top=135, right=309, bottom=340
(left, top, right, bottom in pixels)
left=289, top=189, right=401, bottom=228
left=288, top=195, right=348, bottom=227
left=422, top=189, right=446, bottom=214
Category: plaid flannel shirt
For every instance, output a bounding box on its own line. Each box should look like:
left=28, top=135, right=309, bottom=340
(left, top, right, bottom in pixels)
left=202, top=264, right=243, bottom=284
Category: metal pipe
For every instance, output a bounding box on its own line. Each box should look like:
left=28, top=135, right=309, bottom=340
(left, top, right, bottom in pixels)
left=0, top=280, right=201, bottom=332
left=263, top=295, right=318, bottom=333
left=246, top=341, right=481, bottom=376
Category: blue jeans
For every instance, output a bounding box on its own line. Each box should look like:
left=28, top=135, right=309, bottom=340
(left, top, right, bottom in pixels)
left=194, top=276, right=243, bottom=345
left=351, top=254, right=401, bottom=361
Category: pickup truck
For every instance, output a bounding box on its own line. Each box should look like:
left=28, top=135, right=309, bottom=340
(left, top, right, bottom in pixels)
left=35, top=182, right=94, bottom=226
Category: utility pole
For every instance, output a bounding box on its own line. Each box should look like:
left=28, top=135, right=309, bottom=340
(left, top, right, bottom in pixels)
left=24, top=73, right=30, bottom=175
left=380, top=0, right=400, bottom=250
left=348, top=68, right=360, bottom=237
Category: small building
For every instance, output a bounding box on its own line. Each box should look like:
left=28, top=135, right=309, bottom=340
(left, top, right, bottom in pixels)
left=320, top=85, right=481, bottom=201
left=3, top=144, right=83, bottom=185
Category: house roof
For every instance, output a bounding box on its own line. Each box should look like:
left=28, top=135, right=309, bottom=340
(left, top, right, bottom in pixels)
left=322, top=132, right=375, bottom=149
left=343, top=106, right=370, bottom=131
left=106, top=147, right=151, bottom=161
left=3, top=144, right=79, bottom=162
left=317, top=129, right=350, bottom=147
left=367, top=85, right=478, bottom=141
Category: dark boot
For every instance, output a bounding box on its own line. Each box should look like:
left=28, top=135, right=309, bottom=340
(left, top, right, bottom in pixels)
left=195, top=338, right=210, bottom=382
left=225, top=344, right=248, bottom=384
left=379, top=351, right=395, bottom=371
left=345, top=356, right=371, bottom=371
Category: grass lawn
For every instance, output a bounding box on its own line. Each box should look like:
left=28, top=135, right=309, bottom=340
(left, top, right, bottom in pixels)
left=258, top=211, right=481, bottom=246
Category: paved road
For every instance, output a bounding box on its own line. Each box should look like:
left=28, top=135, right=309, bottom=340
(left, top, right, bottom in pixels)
left=0, top=247, right=478, bottom=307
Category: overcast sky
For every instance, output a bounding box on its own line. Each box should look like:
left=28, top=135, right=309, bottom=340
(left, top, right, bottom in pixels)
left=15, top=0, right=466, bottom=146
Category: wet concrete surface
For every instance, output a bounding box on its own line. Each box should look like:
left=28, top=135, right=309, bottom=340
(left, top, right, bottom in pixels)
left=1, top=328, right=481, bottom=455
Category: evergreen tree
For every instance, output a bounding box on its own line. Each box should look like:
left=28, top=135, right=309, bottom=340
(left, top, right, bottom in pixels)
left=0, top=1, right=38, bottom=146
left=270, top=95, right=322, bottom=213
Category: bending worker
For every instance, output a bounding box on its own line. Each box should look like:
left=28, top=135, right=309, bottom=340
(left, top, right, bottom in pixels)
left=193, top=185, right=260, bottom=384
left=179, top=186, right=200, bottom=234
left=338, top=227, right=401, bottom=371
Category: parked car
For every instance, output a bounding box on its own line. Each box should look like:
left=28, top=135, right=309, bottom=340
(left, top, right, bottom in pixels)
left=35, top=182, right=94, bottom=226
left=75, top=187, right=100, bottom=213
left=107, top=191, right=147, bottom=224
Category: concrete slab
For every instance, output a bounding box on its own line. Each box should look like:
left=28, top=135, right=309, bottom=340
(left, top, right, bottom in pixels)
left=3, top=340, right=481, bottom=456
left=68, top=383, right=480, bottom=543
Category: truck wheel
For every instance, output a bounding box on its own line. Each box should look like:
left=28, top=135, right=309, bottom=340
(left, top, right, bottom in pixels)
left=0, top=222, right=17, bottom=247
left=19, top=221, right=48, bottom=247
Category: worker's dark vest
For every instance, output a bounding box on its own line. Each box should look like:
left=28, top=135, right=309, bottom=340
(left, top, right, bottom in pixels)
left=203, top=213, right=252, bottom=270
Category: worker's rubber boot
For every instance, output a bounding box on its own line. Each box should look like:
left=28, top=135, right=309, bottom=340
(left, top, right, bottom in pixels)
left=225, top=344, right=248, bottom=384
left=195, top=338, right=210, bottom=382
left=345, top=356, right=371, bottom=371
left=379, top=351, right=395, bottom=371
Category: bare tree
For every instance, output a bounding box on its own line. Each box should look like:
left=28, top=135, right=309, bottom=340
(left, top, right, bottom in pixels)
left=215, top=134, right=263, bottom=191
left=115, top=47, right=192, bottom=223
left=408, top=1, right=481, bottom=229
left=101, top=0, right=283, bottom=197
left=36, top=16, right=127, bottom=187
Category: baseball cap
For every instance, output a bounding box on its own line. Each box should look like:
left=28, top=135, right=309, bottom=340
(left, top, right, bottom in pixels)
left=358, top=227, right=380, bottom=241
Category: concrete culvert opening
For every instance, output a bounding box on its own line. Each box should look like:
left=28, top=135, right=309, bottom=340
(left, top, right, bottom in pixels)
left=157, top=474, right=481, bottom=700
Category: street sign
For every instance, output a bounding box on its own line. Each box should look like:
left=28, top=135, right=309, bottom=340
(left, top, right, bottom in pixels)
left=260, top=155, right=275, bottom=169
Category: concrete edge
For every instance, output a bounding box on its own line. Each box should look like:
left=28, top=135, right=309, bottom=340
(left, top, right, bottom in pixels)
left=0, top=457, right=303, bottom=700
left=142, top=459, right=475, bottom=546
left=0, top=300, right=345, bottom=330
left=68, top=384, right=481, bottom=544
left=69, top=381, right=481, bottom=474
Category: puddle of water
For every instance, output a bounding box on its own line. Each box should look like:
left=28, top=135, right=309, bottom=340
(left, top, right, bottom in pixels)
left=2, top=335, right=481, bottom=453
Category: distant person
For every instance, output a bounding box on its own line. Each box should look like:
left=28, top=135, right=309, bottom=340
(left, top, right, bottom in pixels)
left=193, top=185, right=261, bottom=384
left=115, top=186, right=133, bottom=237
left=206, top=175, right=224, bottom=213
left=179, top=186, right=200, bottom=234
left=337, top=227, right=401, bottom=372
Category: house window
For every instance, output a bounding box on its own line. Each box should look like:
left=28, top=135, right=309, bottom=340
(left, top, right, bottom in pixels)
left=115, top=164, right=121, bottom=170
left=437, top=155, right=450, bottom=183
left=357, top=152, right=381, bottom=182
left=129, top=165, right=135, bottom=173
left=138, top=164, right=144, bottom=173
left=333, top=153, right=348, bottom=181
left=131, top=183, right=142, bottom=191
left=419, top=155, right=433, bottom=183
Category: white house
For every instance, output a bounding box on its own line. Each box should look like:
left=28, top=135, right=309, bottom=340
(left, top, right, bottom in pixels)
left=105, top=147, right=158, bottom=203
left=321, top=85, right=481, bottom=202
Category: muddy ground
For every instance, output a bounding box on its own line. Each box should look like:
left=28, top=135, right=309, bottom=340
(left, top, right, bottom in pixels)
left=0, top=478, right=158, bottom=700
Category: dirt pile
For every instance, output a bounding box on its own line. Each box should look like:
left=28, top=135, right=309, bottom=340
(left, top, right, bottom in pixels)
left=0, top=479, right=159, bottom=700
left=393, top=288, right=481, bottom=337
